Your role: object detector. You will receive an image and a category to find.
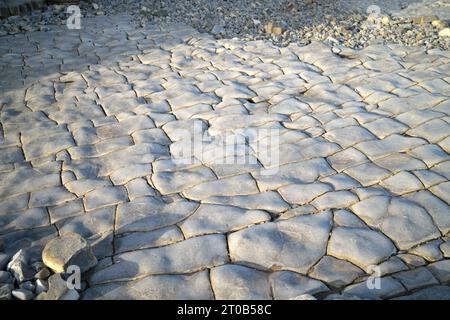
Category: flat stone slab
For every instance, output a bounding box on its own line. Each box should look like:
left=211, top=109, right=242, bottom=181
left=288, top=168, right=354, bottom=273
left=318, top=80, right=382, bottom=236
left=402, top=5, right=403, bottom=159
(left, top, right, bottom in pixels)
left=0, top=13, right=449, bottom=300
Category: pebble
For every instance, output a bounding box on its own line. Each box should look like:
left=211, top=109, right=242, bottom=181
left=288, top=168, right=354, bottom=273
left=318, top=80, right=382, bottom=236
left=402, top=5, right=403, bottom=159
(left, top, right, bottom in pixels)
left=35, top=279, right=49, bottom=295
left=12, top=288, right=35, bottom=300
left=0, top=0, right=447, bottom=50
left=35, top=268, right=51, bottom=280
left=19, top=281, right=36, bottom=292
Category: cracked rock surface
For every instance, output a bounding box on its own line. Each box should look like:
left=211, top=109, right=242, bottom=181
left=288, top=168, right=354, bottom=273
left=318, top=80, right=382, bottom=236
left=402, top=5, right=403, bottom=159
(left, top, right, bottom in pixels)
left=0, top=13, right=449, bottom=300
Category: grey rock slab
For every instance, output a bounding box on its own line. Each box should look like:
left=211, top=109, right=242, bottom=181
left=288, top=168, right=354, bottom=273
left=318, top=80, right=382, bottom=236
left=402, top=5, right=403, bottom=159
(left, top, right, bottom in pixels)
left=29, top=186, right=76, bottom=207
left=327, top=147, right=368, bottom=172
left=342, top=276, right=405, bottom=299
left=210, top=264, right=271, bottom=300
left=56, top=206, right=114, bottom=239
left=430, top=181, right=450, bottom=205
left=333, top=209, right=367, bottom=228
left=83, top=271, right=213, bottom=300
left=110, top=164, right=152, bottom=185
left=309, top=255, right=364, bottom=288
left=427, top=260, right=450, bottom=283
left=64, top=179, right=112, bottom=197
left=409, top=240, right=444, bottom=262
left=152, top=166, right=216, bottom=195
left=116, top=196, right=198, bottom=234
left=278, top=183, right=332, bottom=205
left=89, top=234, right=228, bottom=285
left=270, top=271, right=329, bottom=299
left=228, top=211, right=332, bottom=273
left=351, top=196, right=441, bottom=250
left=311, top=191, right=359, bottom=210
left=393, top=286, right=450, bottom=300
left=125, top=178, right=156, bottom=200
left=83, top=186, right=128, bottom=211
left=42, top=232, right=97, bottom=273
left=392, top=267, right=439, bottom=291
left=327, top=227, right=397, bottom=272
left=179, top=204, right=270, bottom=238
left=380, top=171, right=423, bottom=195
left=376, top=257, right=409, bottom=276
left=324, top=126, right=376, bottom=148
left=440, top=241, right=450, bottom=258
left=183, top=174, right=260, bottom=200
left=0, top=207, right=49, bottom=234
left=202, top=191, right=290, bottom=214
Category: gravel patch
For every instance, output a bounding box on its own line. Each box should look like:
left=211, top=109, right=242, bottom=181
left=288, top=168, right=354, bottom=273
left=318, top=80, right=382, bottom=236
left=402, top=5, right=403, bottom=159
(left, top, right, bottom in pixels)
left=0, top=0, right=449, bottom=50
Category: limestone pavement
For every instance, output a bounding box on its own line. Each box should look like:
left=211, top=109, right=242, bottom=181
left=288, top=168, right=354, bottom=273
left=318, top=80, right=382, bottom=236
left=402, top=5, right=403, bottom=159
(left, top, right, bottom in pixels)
left=0, top=14, right=449, bottom=300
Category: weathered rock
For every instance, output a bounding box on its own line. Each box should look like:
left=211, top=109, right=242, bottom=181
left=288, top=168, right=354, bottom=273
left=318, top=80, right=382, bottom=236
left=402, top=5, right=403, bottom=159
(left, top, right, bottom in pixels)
left=327, top=227, right=397, bottom=271
left=228, top=211, right=332, bottom=273
left=42, top=233, right=97, bottom=273
left=309, top=255, right=364, bottom=287
left=36, top=273, right=70, bottom=300
left=83, top=271, right=214, bottom=300
left=210, top=265, right=271, bottom=300
left=270, top=271, right=329, bottom=299
left=7, top=250, right=35, bottom=282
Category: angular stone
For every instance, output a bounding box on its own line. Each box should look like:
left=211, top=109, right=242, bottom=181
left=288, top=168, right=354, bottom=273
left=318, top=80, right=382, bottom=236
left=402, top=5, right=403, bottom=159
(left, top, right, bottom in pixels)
left=89, top=235, right=228, bottom=284
left=179, top=204, right=270, bottom=238
left=42, top=233, right=97, bottom=273
left=363, top=118, right=408, bottom=139
left=228, top=211, right=332, bottom=273
left=83, top=271, right=213, bottom=300
left=36, top=273, right=71, bottom=300
left=310, top=256, right=364, bottom=288
left=7, top=250, right=35, bottom=282
left=210, top=264, right=271, bottom=300
left=328, top=227, right=396, bottom=271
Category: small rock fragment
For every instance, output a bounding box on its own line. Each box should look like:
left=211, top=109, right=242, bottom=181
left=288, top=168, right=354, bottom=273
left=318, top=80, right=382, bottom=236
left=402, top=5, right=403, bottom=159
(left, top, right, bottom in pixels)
left=7, top=250, right=35, bottom=283
left=12, top=289, right=34, bottom=300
